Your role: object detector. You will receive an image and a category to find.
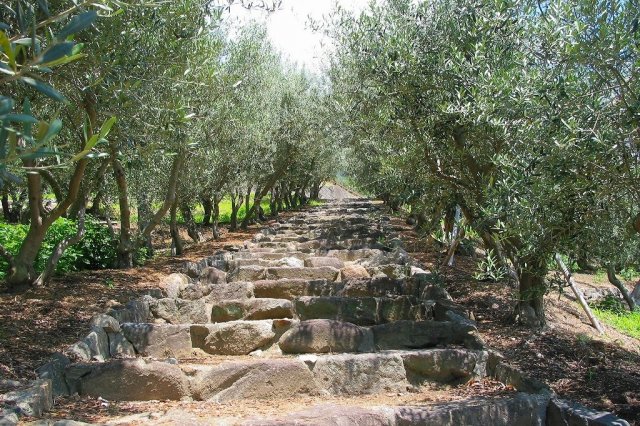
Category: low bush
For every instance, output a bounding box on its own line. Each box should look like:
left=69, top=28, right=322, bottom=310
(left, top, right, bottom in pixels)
left=0, top=216, right=117, bottom=280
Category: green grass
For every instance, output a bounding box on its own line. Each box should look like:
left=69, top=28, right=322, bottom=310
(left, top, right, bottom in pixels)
left=593, top=308, right=640, bottom=339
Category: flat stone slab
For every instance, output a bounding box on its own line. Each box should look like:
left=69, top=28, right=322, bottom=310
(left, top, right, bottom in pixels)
left=243, top=404, right=395, bottom=425
left=279, top=319, right=373, bottom=354
left=190, top=321, right=278, bottom=355
left=264, top=266, right=340, bottom=281
left=188, top=359, right=320, bottom=402
left=294, top=296, right=424, bottom=325
left=210, top=298, right=293, bottom=322
left=371, top=320, right=476, bottom=350
left=253, top=279, right=340, bottom=299
left=148, top=298, right=209, bottom=324
left=304, top=257, right=345, bottom=269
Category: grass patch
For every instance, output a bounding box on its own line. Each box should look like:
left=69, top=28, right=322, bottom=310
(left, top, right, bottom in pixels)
left=593, top=309, right=640, bottom=339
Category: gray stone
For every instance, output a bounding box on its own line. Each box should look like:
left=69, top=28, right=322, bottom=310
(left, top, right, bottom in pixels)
left=421, top=284, right=453, bottom=301
left=65, top=341, right=92, bottom=362
left=190, top=321, right=276, bottom=355
left=189, top=359, right=320, bottom=402
left=279, top=319, right=374, bottom=354
left=77, top=359, right=190, bottom=401
left=394, top=393, right=549, bottom=425
left=161, top=273, right=190, bottom=298
left=304, top=257, right=345, bottom=269
left=107, top=297, right=153, bottom=324
left=1, top=379, right=53, bottom=417
left=372, top=320, right=476, bottom=350
left=89, top=314, right=121, bottom=334
left=121, top=323, right=193, bottom=358
left=311, top=353, right=409, bottom=395
left=401, top=349, right=488, bottom=384
left=199, top=267, right=227, bottom=285
left=265, top=267, right=339, bottom=281
left=149, top=298, right=208, bottom=324
left=295, top=296, right=378, bottom=325
left=107, top=332, right=136, bottom=358
left=228, top=265, right=266, bottom=282
left=326, top=249, right=384, bottom=261
left=273, top=257, right=305, bottom=268
left=253, top=279, right=337, bottom=299
left=204, top=282, right=254, bottom=302
left=36, top=353, right=70, bottom=396
left=210, top=299, right=293, bottom=322
left=546, top=398, right=630, bottom=426
left=377, top=296, right=423, bottom=322
left=83, top=327, right=110, bottom=362
left=184, top=259, right=208, bottom=278
left=337, top=277, right=405, bottom=297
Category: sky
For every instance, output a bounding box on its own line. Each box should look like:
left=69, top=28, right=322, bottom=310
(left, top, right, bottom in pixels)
left=226, top=0, right=370, bottom=72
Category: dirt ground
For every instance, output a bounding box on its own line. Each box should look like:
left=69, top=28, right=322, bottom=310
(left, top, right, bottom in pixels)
left=1, top=205, right=639, bottom=424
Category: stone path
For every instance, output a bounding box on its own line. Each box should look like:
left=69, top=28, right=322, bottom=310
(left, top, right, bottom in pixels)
left=18, top=200, right=629, bottom=425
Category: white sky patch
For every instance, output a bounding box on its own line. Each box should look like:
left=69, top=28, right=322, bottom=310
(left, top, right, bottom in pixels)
left=226, top=0, right=370, bottom=73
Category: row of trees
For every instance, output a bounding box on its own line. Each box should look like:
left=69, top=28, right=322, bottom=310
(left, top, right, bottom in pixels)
left=327, top=0, right=640, bottom=325
left=1, top=0, right=338, bottom=290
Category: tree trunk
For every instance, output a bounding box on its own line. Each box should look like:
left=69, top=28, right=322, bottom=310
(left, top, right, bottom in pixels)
left=269, top=189, right=278, bottom=216
left=112, top=156, right=134, bottom=269
left=212, top=193, right=221, bottom=239
left=230, top=190, right=243, bottom=231
left=170, top=200, right=183, bottom=255
left=514, top=263, right=547, bottom=328
left=201, top=196, right=213, bottom=226
left=34, top=207, right=86, bottom=287
left=2, top=191, right=11, bottom=222
left=180, top=203, right=200, bottom=242
left=607, top=265, right=637, bottom=311
left=137, top=192, right=154, bottom=256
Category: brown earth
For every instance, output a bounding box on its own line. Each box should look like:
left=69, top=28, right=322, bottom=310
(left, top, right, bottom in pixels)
left=1, top=204, right=638, bottom=424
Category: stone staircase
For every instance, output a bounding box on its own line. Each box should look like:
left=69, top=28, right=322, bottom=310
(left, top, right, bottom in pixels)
left=28, top=200, right=629, bottom=425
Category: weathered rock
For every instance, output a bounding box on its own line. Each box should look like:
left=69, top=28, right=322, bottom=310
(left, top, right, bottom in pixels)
left=189, top=359, right=320, bottom=402
left=83, top=326, right=110, bottom=362
left=77, top=359, right=190, bottom=401
left=279, top=319, right=373, bottom=354
left=311, top=353, right=409, bottom=395
left=394, top=393, right=549, bottom=426
left=273, top=257, right=305, bottom=268
left=253, top=279, right=338, bottom=299
left=265, top=267, right=339, bottom=281
left=228, top=265, right=266, bottom=282
left=547, top=398, right=630, bottom=426
left=107, top=297, right=153, bottom=324
left=121, top=323, right=193, bottom=358
left=89, top=314, right=121, bottom=334
left=421, top=284, right=453, bottom=301
left=304, top=257, right=345, bottom=269
left=295, top=296, right=378, bottom=325
left=401, top=349, right=488, bottom=384
left=1, top=379, right=53, bottom=417
left=65, top=341, right=92, bottom=362
left=184, top=259, right=209, bottom=278
left=36, top=353, right=70, bottom=396
left=204, top=282, right=254, bottom=302
left=149, top=298, right=209, bottom=324
left=245, top=404, right=396, bottom=426
left=180, top=283, right=214, bottom=300
left=191, top=321, right=277, bottom=355
left=372, top=320, right=475, bottom=350
left=199, top=267, right=227, bottom=285
left=108, top=332, right=136, bottom=358
left=161, top=273, right=190, bottom=298
left=337, top=277, right=405, bottom=298
left=339, top=265, right=370, bottom=281
left=377, top=296, right=423, bottom=323
left=326, top=249, right=384, bottom=261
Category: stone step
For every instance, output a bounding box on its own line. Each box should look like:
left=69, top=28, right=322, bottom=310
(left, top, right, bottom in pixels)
left=117, top=317, right=479, bottom=359
left=228, top=266, right=340, bottom=282
left=64, top=348, right=493, bottom=402
left=251, top=277, right=423, bottom=299
left=294, top=295, right=427, bottom=325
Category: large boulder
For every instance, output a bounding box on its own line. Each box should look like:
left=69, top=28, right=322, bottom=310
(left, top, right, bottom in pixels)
left=279, top=319, right=374, bottom=354
left=190, top=321, right=277, bottom=355
left=204, top=282, right=255, bottom=302
left=310, top=353, right=409, bottom=395
left=189, top=359, right=320, bottom=402
left=89, top=314, right=121, bottom=334
left=74, top=359, right=190, bottom=401
left=121, top=323, right=193, bottom=358
left=401, top=349, right=488, bottom=384
left=228, top=265, right=266, bottom=282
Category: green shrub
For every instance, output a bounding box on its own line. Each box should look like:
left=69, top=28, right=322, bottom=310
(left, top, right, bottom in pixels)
left=0, top=215, right=118, bottom=280
left=474, top=249, right=508, bottom=282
